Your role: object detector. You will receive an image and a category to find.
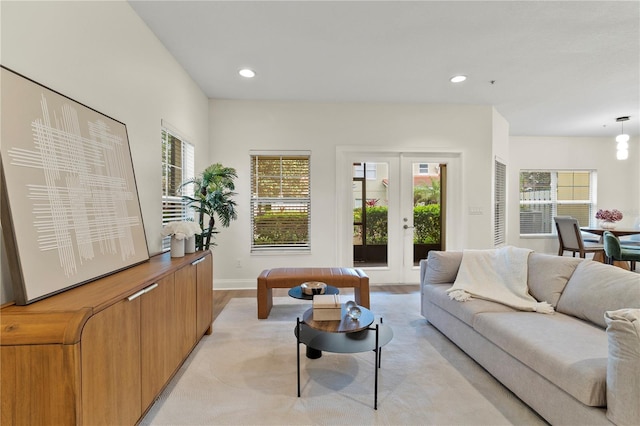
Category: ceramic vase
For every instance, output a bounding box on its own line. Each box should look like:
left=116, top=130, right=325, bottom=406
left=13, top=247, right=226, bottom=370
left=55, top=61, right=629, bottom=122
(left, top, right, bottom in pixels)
left=600, top=221, right=617, bottom=230
left=185, top=236, right=196, bottom=253
left=170, top=236, right=185, bottom=258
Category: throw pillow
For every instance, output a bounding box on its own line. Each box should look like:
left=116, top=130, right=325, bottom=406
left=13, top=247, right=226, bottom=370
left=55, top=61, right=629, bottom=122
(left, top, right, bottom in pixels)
left=527, top=253, right=583, bottom=307
left=556, top=261, right=640, bottom=329
left=424, top=251, right=463, bottom=284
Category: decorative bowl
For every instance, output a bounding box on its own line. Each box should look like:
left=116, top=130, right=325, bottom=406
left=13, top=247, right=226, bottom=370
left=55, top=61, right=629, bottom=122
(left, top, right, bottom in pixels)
left=301, top=281, right=327, bottom=295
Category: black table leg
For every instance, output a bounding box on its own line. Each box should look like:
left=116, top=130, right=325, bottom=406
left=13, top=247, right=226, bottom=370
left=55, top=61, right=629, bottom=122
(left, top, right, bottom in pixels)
left=306, top=346, right=322, bottom=359
left=297, top=318, right=301, bottom=397
left=374, top=323, right=379, bottom=410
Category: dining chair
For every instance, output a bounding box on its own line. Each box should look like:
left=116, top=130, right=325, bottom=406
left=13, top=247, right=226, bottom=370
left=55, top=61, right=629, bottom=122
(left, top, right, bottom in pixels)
left=603, top=231, right=640, bottom=271
left=554, top=216, right=605, bottom=258
left=554, top=215, right=599, bottom=243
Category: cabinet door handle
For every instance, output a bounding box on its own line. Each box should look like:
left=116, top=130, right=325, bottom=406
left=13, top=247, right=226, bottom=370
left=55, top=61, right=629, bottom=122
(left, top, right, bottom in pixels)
left=144, top=283, right=158, bottom=293
left=191, top=258, right=205, bottom=266
left=127, top=283, right=159, bottom=301
left=127, top=289, right=146, bottom=301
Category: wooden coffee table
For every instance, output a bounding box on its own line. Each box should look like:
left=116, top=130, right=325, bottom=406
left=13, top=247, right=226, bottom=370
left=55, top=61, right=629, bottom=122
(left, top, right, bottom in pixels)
left=295, top=306, right=393, bottom=410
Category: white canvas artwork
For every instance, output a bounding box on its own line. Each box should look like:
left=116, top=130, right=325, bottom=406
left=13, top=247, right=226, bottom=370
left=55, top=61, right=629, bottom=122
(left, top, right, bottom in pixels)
left=1, top=67, right=149, bottom=304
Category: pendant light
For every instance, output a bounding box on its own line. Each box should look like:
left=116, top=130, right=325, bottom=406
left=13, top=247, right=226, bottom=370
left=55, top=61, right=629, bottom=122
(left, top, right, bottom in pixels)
left=615, top=116, right=629, bottom=160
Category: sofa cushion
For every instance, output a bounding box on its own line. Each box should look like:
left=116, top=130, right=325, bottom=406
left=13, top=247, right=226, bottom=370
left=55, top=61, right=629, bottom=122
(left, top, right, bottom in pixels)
left=424, top=251, right=463, bottom=284
left=526, top=253, right=583, bottom=307
left=474, top=311, right=608, bottom=407
left=423, top=283, right=516, bottom=327
left=556, top=260, right=640, bottom=329
left=605, top=309, right=640, bottom=425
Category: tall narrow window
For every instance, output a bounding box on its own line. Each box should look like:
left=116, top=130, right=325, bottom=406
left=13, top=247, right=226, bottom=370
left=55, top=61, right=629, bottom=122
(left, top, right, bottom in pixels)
left=519, top=170, right=595, bottom=235
left=250, top=151, right=311, bottom=251
left=161, top=128, right=194, bottom=250
left=494, top=160, right=506, bottom=246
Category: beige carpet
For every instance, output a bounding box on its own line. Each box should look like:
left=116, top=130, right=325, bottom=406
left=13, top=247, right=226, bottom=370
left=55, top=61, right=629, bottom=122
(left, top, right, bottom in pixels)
left=140, top=293, right=547, bottom=425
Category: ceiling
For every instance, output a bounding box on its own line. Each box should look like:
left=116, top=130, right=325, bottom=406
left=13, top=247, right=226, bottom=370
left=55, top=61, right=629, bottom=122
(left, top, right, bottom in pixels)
left=128, top=1, right=640, bottom=137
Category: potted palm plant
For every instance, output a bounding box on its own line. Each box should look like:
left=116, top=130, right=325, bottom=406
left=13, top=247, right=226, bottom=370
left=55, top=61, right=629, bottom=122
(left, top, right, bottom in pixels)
left=181, top=163, right=238, bottom=250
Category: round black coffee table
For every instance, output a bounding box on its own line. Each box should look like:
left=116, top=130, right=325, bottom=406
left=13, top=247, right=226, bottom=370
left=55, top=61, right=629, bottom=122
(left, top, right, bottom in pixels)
left=295, top=306, right=393, bottom=410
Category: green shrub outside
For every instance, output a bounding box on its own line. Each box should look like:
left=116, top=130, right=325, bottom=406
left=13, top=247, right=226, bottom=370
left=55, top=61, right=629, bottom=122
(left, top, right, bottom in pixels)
left=354, top=204, right=440, bottom=245
left=354, top=206, right=388, bottom=244
left=253, top=212, right=308, bottom=245
left=253, top=205, right=440, bottom=245
left=413, top=204, right=441, bottom=243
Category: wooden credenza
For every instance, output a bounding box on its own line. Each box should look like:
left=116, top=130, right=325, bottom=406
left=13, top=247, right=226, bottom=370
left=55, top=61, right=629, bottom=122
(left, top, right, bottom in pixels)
left=0, top=250, right=213, bottom=425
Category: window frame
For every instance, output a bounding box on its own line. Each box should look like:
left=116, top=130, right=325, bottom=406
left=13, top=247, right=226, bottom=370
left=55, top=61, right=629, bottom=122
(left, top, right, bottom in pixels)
left=250, top=150, right=311, bottom=252
left=161, top=126, right=195, bottom=251
left=519, top=169, right=596, bottom=236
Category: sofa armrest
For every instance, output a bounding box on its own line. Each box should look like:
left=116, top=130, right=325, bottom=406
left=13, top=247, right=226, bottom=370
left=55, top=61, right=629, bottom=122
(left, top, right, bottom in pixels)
left=604, top=309, right=640, bottom=426
left=419, top=259, right=429, bottom=286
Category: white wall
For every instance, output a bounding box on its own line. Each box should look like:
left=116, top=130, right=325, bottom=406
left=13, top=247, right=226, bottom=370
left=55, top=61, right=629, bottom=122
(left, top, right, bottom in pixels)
left=508, top=136, right=640, bottom=254
left=0, top=1, right=209, bottom=304
left=209, top=100, right=501, bottom=288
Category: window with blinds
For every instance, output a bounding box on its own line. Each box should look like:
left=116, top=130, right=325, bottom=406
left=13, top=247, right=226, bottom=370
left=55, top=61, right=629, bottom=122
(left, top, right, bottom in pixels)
left=494, top=160, right=506, bottom=246
left=250, top=152, right=311, bottom=251
left=519, top=170, right=595, bottom=235
left=161, top=128, right=194, bottom=250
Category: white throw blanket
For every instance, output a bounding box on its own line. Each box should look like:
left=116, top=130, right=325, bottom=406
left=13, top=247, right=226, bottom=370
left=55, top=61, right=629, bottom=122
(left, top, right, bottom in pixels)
left=446, top=246, right=554, bottom=314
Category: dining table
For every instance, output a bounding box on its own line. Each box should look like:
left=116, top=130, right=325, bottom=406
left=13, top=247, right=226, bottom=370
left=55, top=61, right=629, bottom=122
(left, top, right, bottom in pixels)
left=580, top=227, right=640, bottom=239
left=580, top=226, right=640, bottom=270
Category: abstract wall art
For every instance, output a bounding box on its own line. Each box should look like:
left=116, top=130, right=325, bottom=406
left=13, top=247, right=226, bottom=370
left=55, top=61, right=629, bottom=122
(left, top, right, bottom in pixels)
left=1, top=66, right=149, bottom=304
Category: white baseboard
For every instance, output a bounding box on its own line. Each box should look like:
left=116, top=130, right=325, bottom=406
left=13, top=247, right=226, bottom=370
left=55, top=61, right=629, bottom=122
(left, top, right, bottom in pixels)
left=213, top=279, right=256, bottom=290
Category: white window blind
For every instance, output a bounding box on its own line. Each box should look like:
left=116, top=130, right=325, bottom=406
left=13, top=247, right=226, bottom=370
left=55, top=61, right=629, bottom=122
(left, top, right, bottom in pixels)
left=494, top=160, right=506, bottom=246
left=250, top=152, right=311, bottom=251
left=161, top=128, right=194, bottom=250
left=519, top=170, right=595, bottom=235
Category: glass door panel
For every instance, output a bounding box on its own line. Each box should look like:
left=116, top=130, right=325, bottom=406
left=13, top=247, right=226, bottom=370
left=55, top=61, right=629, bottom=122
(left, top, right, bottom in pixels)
left=411, top=162, right=443, bottom=266
left=352, top=162, right=388, bottom=267
left=401, top=157, right=445, bottom=282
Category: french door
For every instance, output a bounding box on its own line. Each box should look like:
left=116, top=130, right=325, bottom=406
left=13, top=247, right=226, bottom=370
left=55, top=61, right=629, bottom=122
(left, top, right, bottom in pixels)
left=340, top=151, right=448, bottom=284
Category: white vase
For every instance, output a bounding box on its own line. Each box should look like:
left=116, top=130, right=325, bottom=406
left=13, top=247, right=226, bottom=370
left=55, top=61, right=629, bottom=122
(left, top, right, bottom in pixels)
left=170, top=236, right=185, bottom=258
left=600, top=220, right=617, bottom=230
left=185, top=236, right=196, bottom=253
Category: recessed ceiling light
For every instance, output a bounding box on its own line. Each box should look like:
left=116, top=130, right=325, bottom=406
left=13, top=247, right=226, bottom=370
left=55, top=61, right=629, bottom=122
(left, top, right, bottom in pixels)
left=239, top=68, right=256, bottom=78
left=450, top=75, right=467, bottom=83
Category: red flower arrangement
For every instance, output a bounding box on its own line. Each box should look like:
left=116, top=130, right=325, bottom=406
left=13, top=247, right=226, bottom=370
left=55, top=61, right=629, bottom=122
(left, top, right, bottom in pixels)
left=595, top=209, right=623, bottom=222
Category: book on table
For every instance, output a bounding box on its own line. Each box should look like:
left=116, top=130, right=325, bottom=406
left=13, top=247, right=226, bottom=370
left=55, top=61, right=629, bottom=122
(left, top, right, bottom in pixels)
left=312, top=294, right=342, bottom=321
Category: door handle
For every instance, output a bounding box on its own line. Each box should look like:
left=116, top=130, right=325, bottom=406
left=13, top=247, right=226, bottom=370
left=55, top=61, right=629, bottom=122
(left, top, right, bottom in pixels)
left=403, top=224, right=414, bottom=229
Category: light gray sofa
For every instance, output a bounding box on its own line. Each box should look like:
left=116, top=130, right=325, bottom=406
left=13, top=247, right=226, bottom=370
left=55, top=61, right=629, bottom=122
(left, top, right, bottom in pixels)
left=420, top=251, right=640, bottom=425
